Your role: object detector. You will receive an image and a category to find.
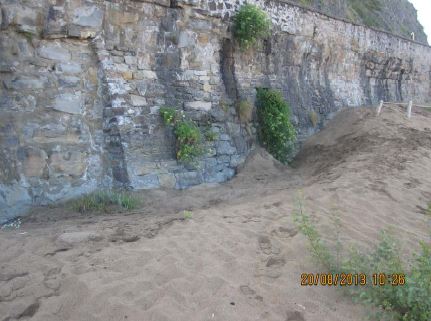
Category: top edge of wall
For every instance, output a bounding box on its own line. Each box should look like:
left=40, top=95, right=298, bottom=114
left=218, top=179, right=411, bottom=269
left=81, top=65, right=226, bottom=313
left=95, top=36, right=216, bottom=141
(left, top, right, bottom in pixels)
left=263, top=0, right=430, bottom=48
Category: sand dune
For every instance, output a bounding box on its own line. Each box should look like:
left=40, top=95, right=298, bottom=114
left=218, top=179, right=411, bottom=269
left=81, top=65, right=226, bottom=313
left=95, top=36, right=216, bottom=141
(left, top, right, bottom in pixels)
left=1, top=105, right=430, bottom=321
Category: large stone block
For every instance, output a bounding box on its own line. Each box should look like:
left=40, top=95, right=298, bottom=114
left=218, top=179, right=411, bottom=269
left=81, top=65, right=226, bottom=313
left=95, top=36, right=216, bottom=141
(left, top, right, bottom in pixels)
left=178, top=31, right=197, bottom=48
left=17, top=147, right=48, bottom=178
left=130, top=95, right=147, bottom=106
left=109, top=10, right=139, bottom=25
left=130, top=174, right=160, bottom=189
left=11, top=5, right=39, bottom=34
left=72, top=6, right=104, bottom=28
left=44, top=5, right=68, bottom=38
left=216, top=141, right=236, bottom=155
left=49, top=151, right=86, bottom=177
left=55, top=62, right=82, bottom=74
left=184, top=101, right=212, bottom=111
left=158, top=173, right=176, bottom=188
left=175, top=171, right=203, bottom=189
left=53, top=92, right=83, bottom=114
left=4, top=76, right=48, bottom=90
left=38, top=43, right=71, bottom=61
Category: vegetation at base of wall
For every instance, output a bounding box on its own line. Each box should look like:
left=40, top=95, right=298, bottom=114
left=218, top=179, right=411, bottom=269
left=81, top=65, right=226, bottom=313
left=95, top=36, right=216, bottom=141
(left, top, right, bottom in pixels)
left=159, top=107, right=205, bottom=165
left=256, top=88, right=296, bottom=164
left=71, top=191, right=140, bottom=214
left=309, top=110, right=319, bottom=128
left=183, top=210, right=193, bottom=219
left=237, top=100, right=253, bottom=123
left=293, top=198, right=431, bottom=321
left=233, top=4, right=271, bottom=50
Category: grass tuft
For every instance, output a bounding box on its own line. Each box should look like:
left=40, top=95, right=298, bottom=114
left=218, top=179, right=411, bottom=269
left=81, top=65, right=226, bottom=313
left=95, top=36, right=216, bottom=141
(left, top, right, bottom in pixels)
left=71, top=191, right=140, bottom=214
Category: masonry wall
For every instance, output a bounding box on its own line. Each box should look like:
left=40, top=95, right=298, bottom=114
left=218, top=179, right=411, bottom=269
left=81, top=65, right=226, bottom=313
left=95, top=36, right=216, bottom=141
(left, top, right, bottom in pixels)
left=0, top=0, right=430, bottom=222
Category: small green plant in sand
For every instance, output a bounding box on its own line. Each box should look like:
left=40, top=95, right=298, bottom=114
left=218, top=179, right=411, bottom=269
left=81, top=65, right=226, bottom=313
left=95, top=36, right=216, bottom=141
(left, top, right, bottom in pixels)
left=233, top=4, right=271, bottom=50
left=293, top=197, right=431, bottom=321
left=71, top=191, right=139, bottom=214
left=159, top=107, right=205, bottom=165
left=183, top=210, right=193, bottom=220
left=256, top=88, right=296, bottom=164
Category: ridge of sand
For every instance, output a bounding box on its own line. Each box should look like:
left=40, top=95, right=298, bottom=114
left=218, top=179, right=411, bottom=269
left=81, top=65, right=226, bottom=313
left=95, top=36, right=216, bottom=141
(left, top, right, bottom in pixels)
left=0, top=106, right=430, bottom=321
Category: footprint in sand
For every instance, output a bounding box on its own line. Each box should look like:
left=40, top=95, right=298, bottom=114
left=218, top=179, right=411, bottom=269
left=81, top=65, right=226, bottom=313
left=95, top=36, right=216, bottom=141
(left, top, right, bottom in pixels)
left=271, top=226, right=298, bottom=239
left=258, top=236, right=272, bottom=255
left=256, top=236, right=287, bottom=278
left=286, top=310, right=306, bottom=321
left=266, top=256, right=286, bottom=268
left=258, top=235, right=281, bottom=255
left=240, top=285, right=264, bottom=302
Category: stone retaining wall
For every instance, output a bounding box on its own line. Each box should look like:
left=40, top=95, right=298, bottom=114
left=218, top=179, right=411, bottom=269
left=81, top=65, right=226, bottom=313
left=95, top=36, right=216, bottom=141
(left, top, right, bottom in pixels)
left=0, top=0, right=430, bottom=221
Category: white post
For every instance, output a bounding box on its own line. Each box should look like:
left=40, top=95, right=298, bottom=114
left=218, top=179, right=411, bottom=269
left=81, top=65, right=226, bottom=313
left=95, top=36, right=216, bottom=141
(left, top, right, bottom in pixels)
left=377, top=100, right=383, bottom=115
left=407, top=100, right=413, bottom=119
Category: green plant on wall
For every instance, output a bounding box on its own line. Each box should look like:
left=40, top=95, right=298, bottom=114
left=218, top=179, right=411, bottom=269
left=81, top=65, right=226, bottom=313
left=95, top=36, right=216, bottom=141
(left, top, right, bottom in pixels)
left=237, top=100, right=253, bottom=123
left=160, top=107, right=177, bottom=125
left=174, top=121, right=204, bottom=164
left=160, top=107, right=204, bottom=165
left=233, top=4, right=271, bottom=49
left=256, top=88, right=296, bottom=163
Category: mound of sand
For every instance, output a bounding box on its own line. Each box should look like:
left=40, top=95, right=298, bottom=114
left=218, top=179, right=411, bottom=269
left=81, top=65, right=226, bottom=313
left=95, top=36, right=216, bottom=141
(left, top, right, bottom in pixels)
left=1, top=106, right=430, bottom=321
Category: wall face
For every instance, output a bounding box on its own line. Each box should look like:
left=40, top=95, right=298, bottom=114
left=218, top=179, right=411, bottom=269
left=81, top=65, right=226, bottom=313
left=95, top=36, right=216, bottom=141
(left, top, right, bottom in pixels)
left=0, top=0, right=106, bottom=221
left=0, top=0, right=430, bottom=221
left=205, top=0, right=431, bottom=136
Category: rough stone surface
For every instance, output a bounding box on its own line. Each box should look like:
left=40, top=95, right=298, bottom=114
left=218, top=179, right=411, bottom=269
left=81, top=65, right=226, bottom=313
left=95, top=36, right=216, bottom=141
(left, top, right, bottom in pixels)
left=0, top=0, right=430, bottom=222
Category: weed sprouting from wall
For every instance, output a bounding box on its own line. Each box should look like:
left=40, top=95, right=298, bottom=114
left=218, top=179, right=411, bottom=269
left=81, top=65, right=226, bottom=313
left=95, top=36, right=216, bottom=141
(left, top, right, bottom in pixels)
left=233, top=4, right=271, bottom=50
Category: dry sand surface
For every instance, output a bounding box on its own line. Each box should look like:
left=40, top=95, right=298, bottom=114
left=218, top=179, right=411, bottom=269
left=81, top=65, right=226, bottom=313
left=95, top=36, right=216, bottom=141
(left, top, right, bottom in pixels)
left=1, top=105, right=431, bottom=321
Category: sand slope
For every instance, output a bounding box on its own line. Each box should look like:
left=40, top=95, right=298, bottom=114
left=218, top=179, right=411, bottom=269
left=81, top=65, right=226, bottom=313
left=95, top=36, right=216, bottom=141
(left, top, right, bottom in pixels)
left=1, top=105, right=430, bottom=321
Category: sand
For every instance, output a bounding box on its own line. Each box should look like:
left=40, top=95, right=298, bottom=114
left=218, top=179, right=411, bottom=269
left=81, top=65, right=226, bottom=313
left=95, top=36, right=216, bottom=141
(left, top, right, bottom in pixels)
left=1, top=105, right=430, bottom=321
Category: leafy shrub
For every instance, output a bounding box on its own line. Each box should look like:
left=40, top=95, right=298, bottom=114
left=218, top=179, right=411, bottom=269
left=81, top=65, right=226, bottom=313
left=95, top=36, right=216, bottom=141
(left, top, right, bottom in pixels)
left=159, top=108, right=205, bottom=165
left=71, top=191, right=139, bottom=213
left=238, top=100, right=253, bottom=123
left=174, top=121, right=204, bottom=163
left=160, top=107, right=178, bottom=126
left=256, top=88, right=296, bottom=163
left=233, top=4, right=271, bottom=49
left=293, top=199, right=431, bottom=321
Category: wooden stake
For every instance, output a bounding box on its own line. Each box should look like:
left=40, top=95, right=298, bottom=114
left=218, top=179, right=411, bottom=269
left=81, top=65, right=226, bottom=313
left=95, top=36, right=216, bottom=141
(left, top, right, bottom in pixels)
left=377, top=100, right=383, bottom=115
left=407, top=100, right=413, bottom=119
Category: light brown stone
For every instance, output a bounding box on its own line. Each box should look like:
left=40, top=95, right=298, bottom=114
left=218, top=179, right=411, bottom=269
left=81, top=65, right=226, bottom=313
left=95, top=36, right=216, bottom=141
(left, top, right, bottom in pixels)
left=22, top=149, right=47, bottom=177
left=49, top=151, right=86, bottom=177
